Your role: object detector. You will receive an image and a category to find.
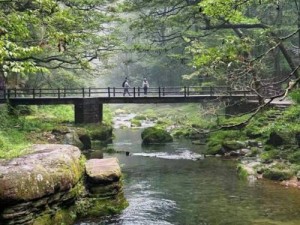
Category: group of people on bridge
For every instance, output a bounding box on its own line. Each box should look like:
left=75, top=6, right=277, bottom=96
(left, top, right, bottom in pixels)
left=122, top=77, right=149, bottom=96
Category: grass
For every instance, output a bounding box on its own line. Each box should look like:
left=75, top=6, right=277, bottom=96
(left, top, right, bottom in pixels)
left=0, top=104, right=114, bottom=159
left=0, top=105, right=74, bottom=159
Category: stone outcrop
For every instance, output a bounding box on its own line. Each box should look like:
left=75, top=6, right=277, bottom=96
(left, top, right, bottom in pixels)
left=0, top=146, right=127, bottom=225
left=75, top=158, right=127, bottom=219
left=85, top=158, right=122, bottom=197
left=0, top=144, right=82, bottom=203
left=0, top=144, right=84, bottom=225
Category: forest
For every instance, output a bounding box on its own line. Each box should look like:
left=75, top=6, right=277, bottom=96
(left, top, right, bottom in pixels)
left=1, top=1, right=300, bottom=225
left=0, top=0, right=299, bottom=91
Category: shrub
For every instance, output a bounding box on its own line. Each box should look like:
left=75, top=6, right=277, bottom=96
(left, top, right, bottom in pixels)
left=288, top=151, right=300, bottom=164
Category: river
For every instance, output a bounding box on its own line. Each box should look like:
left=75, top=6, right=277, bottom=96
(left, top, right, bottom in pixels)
left=77, top=114, right=300, bottom=225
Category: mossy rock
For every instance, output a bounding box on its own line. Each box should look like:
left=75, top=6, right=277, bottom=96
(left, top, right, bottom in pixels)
left=266, top=131, right=296, bottom=147
left=222, top=140, right=246, bottom=151
left=260, top=150, right=280, bottom=163
left=141, top=127, right=173, bottom=145
left=205, top=143, right=223, bottom=155
left=263, top=168, right=293, bottom=181
left=130, top=119, right=142, bottom=127
left=52, top=126, right=70, bottom=135
left=246, top=147, right=260, bottom=157
left=75, top=193, right=128, bottom=218
left=89, top=124, right=113, bottom=142
left=133, top=115, right=147, bottom=120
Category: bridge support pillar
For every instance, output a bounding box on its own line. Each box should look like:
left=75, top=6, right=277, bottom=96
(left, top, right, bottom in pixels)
left=74, top=99, right=102, bottom=124
left=225, top=100, right=258, bottom=116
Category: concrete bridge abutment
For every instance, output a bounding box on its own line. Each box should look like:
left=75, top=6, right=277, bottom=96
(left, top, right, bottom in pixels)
left=74, top=99, right=103, bottom=124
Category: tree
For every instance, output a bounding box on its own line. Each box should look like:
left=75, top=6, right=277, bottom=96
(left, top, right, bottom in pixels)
left=121, top=0, right=300, bottom=96
left=0, top=0, right=120, bottom=88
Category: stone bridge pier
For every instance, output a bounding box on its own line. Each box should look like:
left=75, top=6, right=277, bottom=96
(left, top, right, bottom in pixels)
left=225, top=100, right=258, bottom=116
left=74, top=99, right=102, bottom=124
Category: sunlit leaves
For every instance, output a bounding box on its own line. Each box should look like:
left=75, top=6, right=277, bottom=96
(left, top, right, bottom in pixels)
left=188, top=35, right=253, bottom=68
left=199, top=0, right=258, bottom=24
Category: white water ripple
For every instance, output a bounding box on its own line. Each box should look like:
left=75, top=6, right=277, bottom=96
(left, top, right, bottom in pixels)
left=132, top=150, right=203, bottom=161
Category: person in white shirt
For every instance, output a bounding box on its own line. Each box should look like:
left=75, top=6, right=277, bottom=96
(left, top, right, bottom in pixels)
left=142, top=78, right=149, bottom=96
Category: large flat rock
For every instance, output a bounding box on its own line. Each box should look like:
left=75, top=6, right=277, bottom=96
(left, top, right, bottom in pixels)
left=0, top=144, right=83, bottom=203
left=85, top=158, right=121, bottom=184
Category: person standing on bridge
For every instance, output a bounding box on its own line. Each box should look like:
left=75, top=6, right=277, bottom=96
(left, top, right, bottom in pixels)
left=123, top=78, right=131, bottom=96
left=142, top=78, right=149, bottom=96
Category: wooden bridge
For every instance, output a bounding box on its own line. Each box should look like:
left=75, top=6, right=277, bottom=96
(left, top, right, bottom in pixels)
left=0, top=86, right=257, bottom=123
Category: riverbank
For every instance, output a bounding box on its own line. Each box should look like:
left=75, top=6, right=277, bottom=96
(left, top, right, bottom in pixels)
left=111, top=102, right=300, bottom=189
left=0, top=105, right=128, bottom=225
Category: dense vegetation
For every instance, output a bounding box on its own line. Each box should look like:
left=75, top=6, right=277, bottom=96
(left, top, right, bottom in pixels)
left=0, top=0, right=300, bottom=181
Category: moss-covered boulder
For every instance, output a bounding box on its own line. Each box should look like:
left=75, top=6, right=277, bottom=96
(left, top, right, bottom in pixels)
left=130, top=119, right=142, bottom=127
left=222, top=140, right=246, bottom=151
left=0, top=144, right=85, bottom=225
left=0, top=144, right=83, bottom=202
left=141, top=127, right=173, bottom=145
left=266, top=130, right=296, bottom=147
left=80, top=158, right=128, bottom=218
left=263, top=168, right=293, bottom=181
left=89, top=124, right=113, bottom=143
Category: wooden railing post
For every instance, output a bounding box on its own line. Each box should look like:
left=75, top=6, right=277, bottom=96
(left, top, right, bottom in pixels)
left=113, top=87, right=115, bottom=97
left=133, top=87, right=136, bottom=97
left=184, top=86, right=187, bottom=97
left=108, top=87, right=111, bottom=97
left=159, top=87, right=161, bottom=97
left=58, top=88, right=60, bottom=98
left=7, top=89, right=10, bottom=99
left=163, top=87, right=165, bottom=96
left=64, top=88, right=66, bottom=97
left=187, top=86, right=190, bottom=96
left=89, top=87, right=91, bottom=97
left=32, top=89, right=35, bottom=99
left=138, top=87, right=140, bottom=97
left=14, top=88, right=17, bottom=98
left=82, top=88, right=85, bottom=98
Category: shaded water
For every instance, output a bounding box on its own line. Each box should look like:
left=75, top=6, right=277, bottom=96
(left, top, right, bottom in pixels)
left=78, top=119, right=300, bottom=225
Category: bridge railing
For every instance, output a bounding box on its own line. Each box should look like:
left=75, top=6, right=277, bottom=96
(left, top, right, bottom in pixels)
left=0, top=86, right=255, bottom=99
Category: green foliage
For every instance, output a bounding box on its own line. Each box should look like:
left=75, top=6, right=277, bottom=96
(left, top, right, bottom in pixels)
left=206, top=130, right=244, bottom=155
left=288, top=151, right=300, bottom=164
left=130, top=119, right=141, bottom=127
left=290, top=90, right=300, bottom=104
left=1, top=0, right=120, bottom=87
left=260, top=150, right=280, bottom=163
left=263, top=168, right=293, bottom=181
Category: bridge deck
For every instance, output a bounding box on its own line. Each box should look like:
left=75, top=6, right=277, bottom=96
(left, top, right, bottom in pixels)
left=0, top=86, right=257, bottom=105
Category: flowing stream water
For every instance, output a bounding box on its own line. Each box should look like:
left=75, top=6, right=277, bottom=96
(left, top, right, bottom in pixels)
left=77, top=114, right=300, bottom=225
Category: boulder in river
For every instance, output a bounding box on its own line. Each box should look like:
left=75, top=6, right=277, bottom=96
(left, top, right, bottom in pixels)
left=0, top=145, right=127, bottom=225
left=141, top=127, right=173, bottom=145
left=0, top=144, right=84, bottom=225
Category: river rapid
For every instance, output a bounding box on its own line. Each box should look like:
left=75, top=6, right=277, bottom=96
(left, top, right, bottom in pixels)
left=77, top=113, right=300, bottom=225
